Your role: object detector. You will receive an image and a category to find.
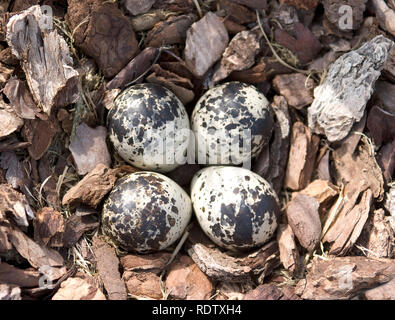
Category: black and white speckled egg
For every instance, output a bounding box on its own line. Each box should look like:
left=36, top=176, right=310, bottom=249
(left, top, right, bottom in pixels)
left=191, top=82, right=273, bottom=165
left=107, top=83, right=190, bottom=172
left=102, top=171, right=192, bottom=252
left=190, top=166, right=279, bottom=251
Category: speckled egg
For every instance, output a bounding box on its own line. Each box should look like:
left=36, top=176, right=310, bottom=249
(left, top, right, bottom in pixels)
left=190, top=166, right=279, bottom=251
left=191, top=82, right=273, bottom=165
left=102, top=171, right=192, bottom=252
left=107, top=83, right=190, bottom=172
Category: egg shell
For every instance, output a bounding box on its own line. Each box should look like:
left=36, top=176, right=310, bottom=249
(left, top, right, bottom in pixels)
left=191, top=82, right=273, bottom=165
left=102, top=171, right=192, bottom=252
left=107, top=83, right=190, bottom=172
left=191, top=166, right=279, bottom=251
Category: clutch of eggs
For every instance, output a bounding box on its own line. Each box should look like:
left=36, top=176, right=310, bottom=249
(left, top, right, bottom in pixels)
left=107, top=83, right=190, bottom=172
left=102, top=171, right=192, bottom=252
left=191, top=82, right=273, bottom=166
left=190, top=166, right=280, bottom=251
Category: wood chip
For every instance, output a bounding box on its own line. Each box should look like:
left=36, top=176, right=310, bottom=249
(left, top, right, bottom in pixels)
left=69, top=123, right=111, bottom=175
left=323, top=186, right=373, bottom=256
left=8, top=227, right=66, bottom=282
left=38, top=154, right=59, bottom=209
left=6, top=5, right=79, bottom=115
left=277, top=224, right=300, bottom=275
left=383, top=45, right=395, bottom=82
left=0, top=100, right=23, bottom=139
left=364, top=278, right=395, bottom=300
left=371, top=0, right=395, bottom=37
left=3, top=79, right=40, bottom=120
left=213, top=30, right=261, bottom=83
left=274, top=23, right=322, bottom=65
left=186, top=226, right=279, bottom=282
left=355, top=209, right=393, bottom=258
left=0, top=151, right=25, bottom=190
left=218, top=0, right=256, bottom=25
left=323, top=0, right=367, bottom=31
left=375, top=81, right=395, bottom=115
left=0, top=262, right=40, bottom=288
left=296, top=179, right=339, bottom=207
left=153, top=0, right=194, bottom=13
left=297, top=256, right=395, bottom=299
left=62, top=163, right=117, bottom=208
left=308, top=35, right=393, bottom=142
left=286, top=194, right=321, bottom=252
left=284, top=121, right=320, bottom=191
left=165, top=255, right=214, bottom=300
left=120, top=252, right=172, bottom=274
left=254, top=95, right=291, bottom=194
left=244, top=283, right=301, bottom=300
left=228, top=57, right=267, bottom=83
left=63, top=207, right=99, bottom=248
left=22, top=117, right=59, bottom=160
left=272, top=73, right=315, bottom=109
left=146, top=64, right=195, bottom=105
left=92, top=236, right=127, bottom=300
left=280, top=0, right=318, bottom=11
left=333, top=136, right=384, bottom=200
left=145, top=14, right=196, bottom=48
left=123, top=0, right=156, bottom=16
left=228, top=0, right=267, bottom=10
left=123, top=271, right=162, bottom=300
left=377, top=140, right=395, bottom=184
left=66, top=0, right=139, bottom=78
left=0, top=284, right=21, bottom=300
left=33, top=207, right=64, bottom=248
left=52, top=277, right=106, bottom=300
left=0, top=184, right=34, bottom=227
left=184, top=12, right=229, bottom=78
left=367, top=104, right=395, bottom=147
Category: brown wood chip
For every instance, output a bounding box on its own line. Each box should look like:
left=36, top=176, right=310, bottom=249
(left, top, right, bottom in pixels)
left=92, top=236, right=127, bottom=300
